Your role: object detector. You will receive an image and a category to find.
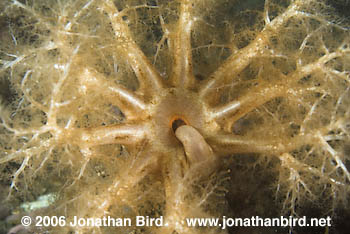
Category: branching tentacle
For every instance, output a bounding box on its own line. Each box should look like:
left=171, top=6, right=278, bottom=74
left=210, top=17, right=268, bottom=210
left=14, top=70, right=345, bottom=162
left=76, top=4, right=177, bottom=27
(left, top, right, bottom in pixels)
left=80, top=145, right=159, bottom=223
left=217, top=82, right=289, bottom=131
left=198, top=36, right=267, bottom=99
left=210, top=46, right=350, bottom=131
left=170, top=0, right=196, bottom=89
left=198, top=0, right=330, bottom=100
left=207, top=132, right=317, bottom=156
left=78, top=68, right=150, bottom=120
left=63, top=123, right=149, bottom=147
left=101, top=0, right=165, bottom=93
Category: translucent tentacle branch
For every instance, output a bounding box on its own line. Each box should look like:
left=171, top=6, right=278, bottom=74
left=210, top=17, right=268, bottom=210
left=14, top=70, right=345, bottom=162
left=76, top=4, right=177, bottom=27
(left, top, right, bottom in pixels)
left=207, top=133, right=287, bottom=156
left=20, top=70, right=48, bottom=112
left=77, top=148, right=91, bottom=179
left=279, top=153, right=314, bottom=216
left=263, top=0, right=271, bottom=25
left=212, top=82, right=288, bottom=131
left=278, top=151, right=345, bottom=215
left=0, top=54, right=25, bottom=72
left=198, top=0, right=316, bottom=99
left=79, top=69, right=149, bottom=120
left=198, top=35, right=267, bottom=99
left=69, top=147, right=92, bottom=187
left=207, top=132, right=317, bottom=157
left=209, top=100, right=241, bottom=122
left=170, top=0, right=195, bottom=89
left=63, top=124, right=149, bottom=147
left=101, top=0, right=164, bottom=93
left=61, top=0, right=95, bottom=31
left=318, top=132, right=350, bottom=183
left=10, top=0, right=55, bottom=28
left=7, top=155, right=30, bottom=199
left=47, top=45, right=81, bottom=126
left=279, top=153, right=345, bottom=187
left=82, top=145, right=158, bottom=221
left=0, top=138, right=53, bottom=164
left=212, top=46, right=349, bottom=131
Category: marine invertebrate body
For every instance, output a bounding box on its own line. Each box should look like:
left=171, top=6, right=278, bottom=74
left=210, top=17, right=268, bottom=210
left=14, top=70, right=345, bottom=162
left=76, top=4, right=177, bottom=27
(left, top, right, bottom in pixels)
left=0, top=0, right=350, bottom=233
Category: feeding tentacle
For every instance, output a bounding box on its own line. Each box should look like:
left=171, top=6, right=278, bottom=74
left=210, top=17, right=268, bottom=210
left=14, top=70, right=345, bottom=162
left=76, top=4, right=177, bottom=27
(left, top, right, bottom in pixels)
left=78, top=68, right=150, bottom=120
left=101, top=0, right=165, bottom=93
left=170, top=0, right=196, bottom=89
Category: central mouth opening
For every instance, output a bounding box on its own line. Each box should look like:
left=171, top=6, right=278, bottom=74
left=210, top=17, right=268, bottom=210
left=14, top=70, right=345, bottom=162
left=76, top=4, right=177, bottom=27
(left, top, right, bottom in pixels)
left=170, top=116, right=188, bottom=133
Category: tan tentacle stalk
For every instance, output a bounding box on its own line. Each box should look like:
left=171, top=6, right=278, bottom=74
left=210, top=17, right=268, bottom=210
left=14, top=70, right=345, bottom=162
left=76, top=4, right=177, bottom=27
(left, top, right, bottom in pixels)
left=101, top=0, right=165, bottom=93
left=170, top=0, right=196, bottom=89
left=78, top=68, right=150, bottom=120
left=61, top=124, right=148, bottom=147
